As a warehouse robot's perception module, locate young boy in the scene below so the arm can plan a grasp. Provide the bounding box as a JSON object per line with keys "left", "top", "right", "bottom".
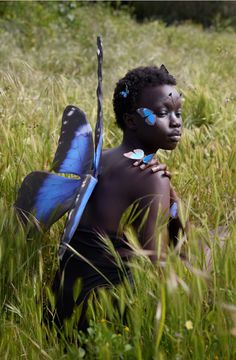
{"left": 51, "top": 65, "right": 183, "bottom": 331}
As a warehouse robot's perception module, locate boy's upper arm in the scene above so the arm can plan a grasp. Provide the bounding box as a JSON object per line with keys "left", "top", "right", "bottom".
{"left": 134, "top": 170, "right": 170, "bottom": 218}
{"left": 131, "top": 170, "right": 170, "bottom": 260}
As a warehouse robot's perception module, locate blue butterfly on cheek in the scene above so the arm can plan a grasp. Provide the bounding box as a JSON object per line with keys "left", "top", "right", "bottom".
{"left": 136, "top": 108, "right": 156, "bottom": 126}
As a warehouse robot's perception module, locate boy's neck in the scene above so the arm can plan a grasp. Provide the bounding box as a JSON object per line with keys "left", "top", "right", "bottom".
{"left": 120, "top": 131, "right": 158, "bottom": 155}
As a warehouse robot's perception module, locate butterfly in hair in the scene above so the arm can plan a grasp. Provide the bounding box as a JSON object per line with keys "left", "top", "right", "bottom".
{"left": 119, "top": 84, "right": 129, "bottom": 98}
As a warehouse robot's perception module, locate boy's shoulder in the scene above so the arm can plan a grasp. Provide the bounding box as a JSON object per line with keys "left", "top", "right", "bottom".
{"left": 127, "top": 164, "right": 169, "bottom": 198}
{"left": 101, "top": 149, "right": 169, "bottom": 199}
{"left": 113, "top": 157, "right": 169, "bottom": 201}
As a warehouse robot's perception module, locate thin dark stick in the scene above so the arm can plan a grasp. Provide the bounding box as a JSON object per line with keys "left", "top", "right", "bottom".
{"left": 94, "top": 36, "right": 103, "bottom": 177}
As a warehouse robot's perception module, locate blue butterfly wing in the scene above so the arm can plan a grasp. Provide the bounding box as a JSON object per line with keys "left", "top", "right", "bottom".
{"left": 129, "top": 153, "right": 143, "bottom": 160}
{"left": 124, "top": 149, "right": 144, "bottom": 160}
{"left": 52, "top": 106, "right": 94, "bottom": 176}
{"left": 170, "top": 201, "right": 178, "bottom": 219}
{"left": 94, "top": 128, "right": 103, "bottom": 176}
{"left": 14, "top": 171, "right": 81, "bottom": 229}
{"left": 137, "top": 108, "right": 156, "bottom": 126}
{"left": 168, "top": 201, "right": 183, "bottom": 247}
{"left": 146, "top": 114, "right": 156, "bottom": 126}
{"left": 59, "top": 174, "right": 98, "bottom": 258}
{"left": 143, "top": 153, "right": 155, "bottom": 164}
{"left": 142, "top": 108, "right": 156, "bottom": 126}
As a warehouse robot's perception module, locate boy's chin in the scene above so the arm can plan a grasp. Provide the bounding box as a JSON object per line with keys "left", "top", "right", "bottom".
{"left": 163, "top": 142, "right": 179, "bottom": 151}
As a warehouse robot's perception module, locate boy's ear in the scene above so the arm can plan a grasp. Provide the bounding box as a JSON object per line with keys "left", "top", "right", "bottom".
{"left": 123, "top": 113, "right": 137, "bottom": 130}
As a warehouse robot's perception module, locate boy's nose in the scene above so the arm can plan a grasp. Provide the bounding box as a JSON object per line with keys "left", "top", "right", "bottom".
{"left": 169, "top": 112, "right": 181, "bottom": 128}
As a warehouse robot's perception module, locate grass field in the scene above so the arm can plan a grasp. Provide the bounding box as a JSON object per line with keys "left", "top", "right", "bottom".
{"left": 0, "top": 2, "right": 236, "bottom": 359}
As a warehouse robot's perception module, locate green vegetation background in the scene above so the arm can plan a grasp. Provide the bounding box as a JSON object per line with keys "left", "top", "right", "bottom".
{"left": 0, "top": 2, "right": 236, "bottom": 359}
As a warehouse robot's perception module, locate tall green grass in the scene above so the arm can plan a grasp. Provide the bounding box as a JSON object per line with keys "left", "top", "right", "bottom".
{"left": 0, "top": 3, "right": 236, "bottom": 359}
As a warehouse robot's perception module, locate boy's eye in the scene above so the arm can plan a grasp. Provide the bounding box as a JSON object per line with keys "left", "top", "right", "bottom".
{"left": 156, "top": 111, "right": 168, "bottom": 118}
{"left": 155, "top": 110, "right": 182, "bottom": 118}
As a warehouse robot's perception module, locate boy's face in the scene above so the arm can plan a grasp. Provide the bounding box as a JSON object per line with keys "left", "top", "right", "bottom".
{"left": 134, "top": 84, "right": 182, "bottom": 151}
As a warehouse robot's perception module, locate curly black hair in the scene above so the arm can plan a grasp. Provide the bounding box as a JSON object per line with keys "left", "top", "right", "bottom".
{"left": 113, "top": 65, "right": 176, "bottom": 130}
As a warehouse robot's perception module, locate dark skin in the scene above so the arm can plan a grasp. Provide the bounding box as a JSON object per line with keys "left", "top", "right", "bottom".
{"left": 80, "top": 84, "right": 183, "bottom": 263}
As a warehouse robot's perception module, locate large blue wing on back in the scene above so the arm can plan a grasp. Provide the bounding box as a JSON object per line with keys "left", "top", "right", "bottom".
{"left": 14, "top": 171, "right": 81, "bottom": 229}
{"left": 52, "top": 106, "right": 94, "bottom": 176}
{"left": 58, "top": 38, "right": 103, "bottom": 259}
{"left": 59, "top": 174, "right": 98, "bottom": 259}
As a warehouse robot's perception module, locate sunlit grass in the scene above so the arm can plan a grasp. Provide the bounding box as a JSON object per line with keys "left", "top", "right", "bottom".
{"left": 0, "top": 3, "right": 236, "bottom": 359}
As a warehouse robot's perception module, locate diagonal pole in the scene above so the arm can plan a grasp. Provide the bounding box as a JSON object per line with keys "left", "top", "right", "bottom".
{"left": 94, "top": 36, "right": 103, "bottom": 177}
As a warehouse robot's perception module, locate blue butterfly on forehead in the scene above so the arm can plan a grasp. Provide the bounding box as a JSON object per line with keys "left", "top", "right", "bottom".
{"left": 15, "top": 37, "right": 104, "bottom": 259}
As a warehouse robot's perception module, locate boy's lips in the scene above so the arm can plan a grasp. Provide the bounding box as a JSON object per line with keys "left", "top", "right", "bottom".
{"left": 168, "top": 131, "right": 182, "bottom": 142}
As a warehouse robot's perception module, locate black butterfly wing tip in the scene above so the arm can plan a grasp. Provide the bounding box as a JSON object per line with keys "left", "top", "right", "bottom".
{"left": 64, "top": 105, "right": 86, "bottom": 118}
{"left": 64, "top": 104, "right": 77, "bottom": 112}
